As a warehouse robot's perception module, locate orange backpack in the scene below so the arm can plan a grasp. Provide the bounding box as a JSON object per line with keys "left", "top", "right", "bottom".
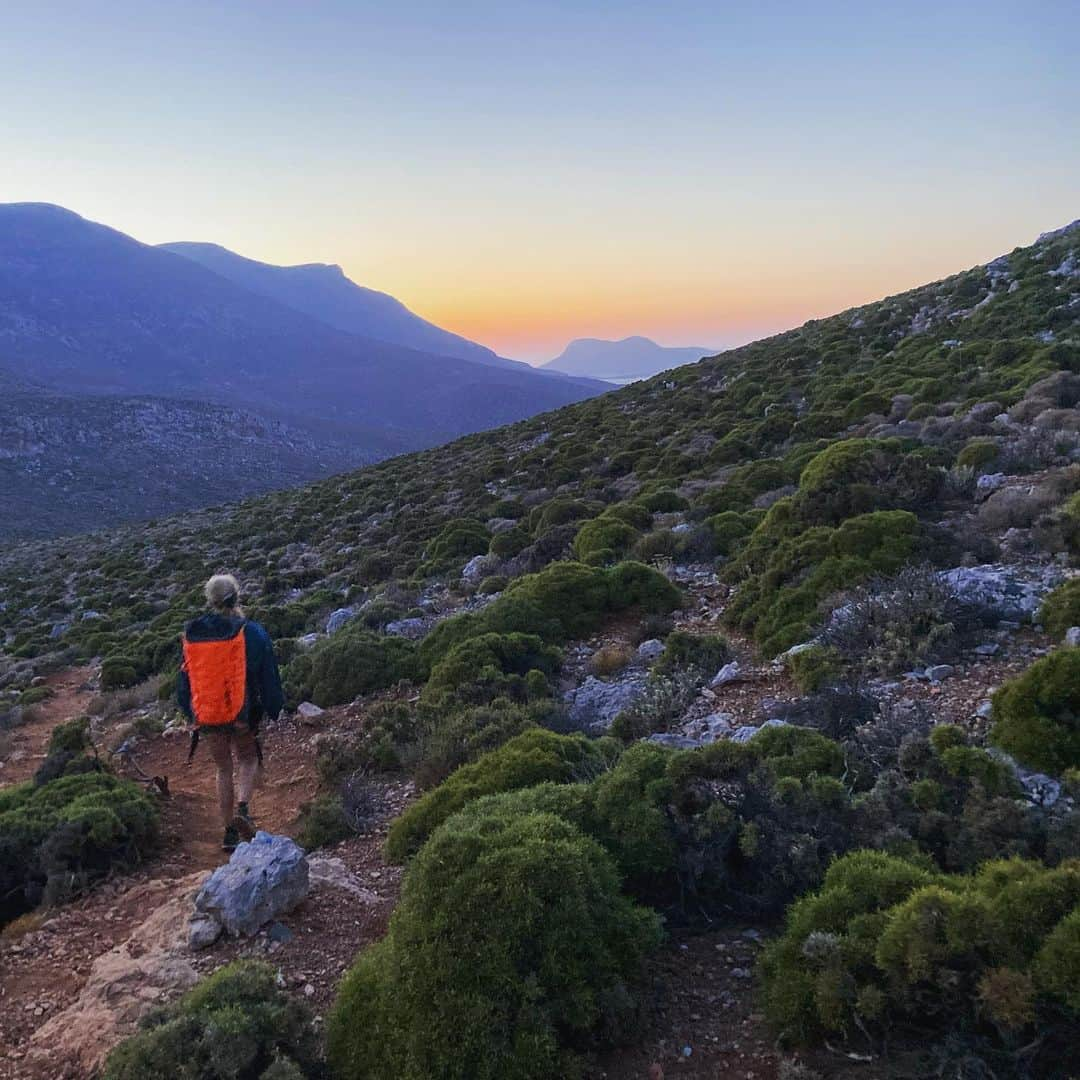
{"left": 181, "top": 623, "right": 248, "bottom": 727}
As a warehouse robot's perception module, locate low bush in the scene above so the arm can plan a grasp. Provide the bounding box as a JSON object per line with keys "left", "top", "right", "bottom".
{"left": 785, "top": 645, "right": 843, "bottom": 693}
{"left": 284, "top": 629, "right": 418, "bottom": 708}
{"left": 652, "top": 631, "right": 731, "bottom": 679}
{"left": 102, "top": 960, "right": 321, "bottom": 1079}
{"left": 1040, "top": 579, "right": 1080, "bottom": 641}
{"left": 328, "top": 804, "right": 661, "bottom": 1080}
{"left": 424, "top": 632, "right": 560, "bottom": 708}
{"left": 819, "top": 564, "right": 990, "bottom": 676}
{"left": 296, "top": 793, "right": 353, "bottom": 850}
{"left": 956, "top": 437, "right": 1000, "bottom": 472}
{"left": 760, "top": 852, "right": 1080, "bottom": 1071}
{"left": 101, "top": 655, "right": 140, "bottom": 691}
{"left": 0, "top": 769, "right": 159, "bottom": 924}
{"left": 384, "top": 729, "right": 614, "bottom": 861}
{"left": 991, "top": 648, "right": 1080, "bottom": 774}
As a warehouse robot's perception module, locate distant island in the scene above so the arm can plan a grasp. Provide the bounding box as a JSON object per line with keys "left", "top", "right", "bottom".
{"left": 540, "top": 335, "right": 713, "bottom": 382}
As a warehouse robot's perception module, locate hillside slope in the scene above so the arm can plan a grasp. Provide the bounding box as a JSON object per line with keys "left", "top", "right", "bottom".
{"left": 2, "top": 218, "right": 1080, "bottom": 1079}
{"left": 0, "top": 392, "right": 375, "bottom": 538}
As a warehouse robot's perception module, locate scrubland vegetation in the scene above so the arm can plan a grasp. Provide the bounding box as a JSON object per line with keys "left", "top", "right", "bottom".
{"left": 6, "top": 222, "right": 1080, "bottom": 1076}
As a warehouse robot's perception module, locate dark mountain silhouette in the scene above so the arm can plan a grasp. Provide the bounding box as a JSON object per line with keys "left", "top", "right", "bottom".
{"left": 0, "top": 203, "right": 605, "bottom": 441}
{"left": 158, "top": 240, "right": 525, "bottom": 371}
{"left": 0, "top": 202, "right": 608, "bottom": 534}
{"left": 541, "top": 335, "right": 712, "bottom": 381}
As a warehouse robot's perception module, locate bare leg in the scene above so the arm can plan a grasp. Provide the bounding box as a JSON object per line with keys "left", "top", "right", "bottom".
{"left": 233, "top": 727, "right": 259, "bottom": 810}
{"left": 206, "top": 731, "right": 235, "bottom": 827}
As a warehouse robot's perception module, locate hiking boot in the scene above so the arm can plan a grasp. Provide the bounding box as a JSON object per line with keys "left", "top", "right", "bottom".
{"left": 233, "top": 802, "right": 256, "bottom": 841}
{"left": 222, "top": 824, "right": 240, "bottom": 851}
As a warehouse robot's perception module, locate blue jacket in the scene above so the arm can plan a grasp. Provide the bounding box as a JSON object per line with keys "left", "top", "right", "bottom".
{"left": 177, "top": 613, "right": 284, "bottom": 727}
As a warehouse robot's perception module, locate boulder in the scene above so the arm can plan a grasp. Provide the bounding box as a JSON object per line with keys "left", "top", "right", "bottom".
{"left": 462, "top": 553, "right": 496, "bottom": 585}
{"left": 1066, "top": 626, "right": 1080, "bottom": 648}
{"left": 729, "top": 718, "right": 788, "bottom": 744}
{"left": 385, "top": 616, "right": 429, "bottom": 639}
{"left": 940, "top": 563, "right": 1064, "bottom": 622}
{"left": 296, "top": 701, "right": 325, "bottom": 720}
{"left": 636, "top": 638, "right": 666, "bottom": 662}
{"left": 976, "top": 472, "right": 1007, "bottom": 494}
{"left": 925, "top": 664, "right": 954, "bottom": 683}
{"left": 647, "top": 733, "right": 704, "bottom": 750}
{"left": 564, "top": 673, "right": 649, "bottom": 734}
{"left": 325, "top": 606, "right": 356, "bottom": 634}
{"left": 192, "top": 832, "right": 309, "bottom": 942}
{"left": 710, "top": 661, "right": 742, "bottom": 688}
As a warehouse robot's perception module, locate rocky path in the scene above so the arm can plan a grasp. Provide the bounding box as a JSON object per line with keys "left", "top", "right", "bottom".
{"left": 0, "top": 691, "right": 407, "bottom": 1079}
{"left": 0, "top": 665, "right": 95, "bottom": 788}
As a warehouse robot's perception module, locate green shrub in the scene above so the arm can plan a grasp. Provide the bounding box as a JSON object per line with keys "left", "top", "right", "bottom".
{"left": 705, "top": 510, "right": 753, "bottom": 556}
{"left": 384, "top": 729, "right": 612, "bottom": 862}
{"left": 477, "top": 574, "right": 507, "bottom": 595}
{"left": 652, "top": 631, "right": 731, "bottom": 678}
{"left": 1040, "top": 580, "right": 1080, "bottom": 641}
{"left": 785, "top": 645, "right": 843, "bottom": 692}
{"left": 101, "top": 655, "right": 140, "bottom": 691}
{"left": 0, "top": 770, "right": 159, "bottom": 924}
{"left": 328, "top": 805, "right": 661, "bottom": 1080}
{"left": 284, "top": 629, "right": 417, "bottom": 708}
{"left": 102, "top": 960, "right": 320, "bottom": 1079}
{"left": 18, "top": 686, "right": 53, "bottom": 706}
{"left": 296, "top": 794, "right": 353, "bottom": 850}
{"left": 955, "top": 438, "right": 1000, "bottom": 472}
{"left": 488, "top": 528, "right": 529, "bottom": 559}
{"left": 761, "top": 852, "right": 1080, "bottom": 1067}
{"left": 991, "top": 648, "right": 1080, "bottom": 774}
{"left": 427, "top": 520, "right": 490, "bottom": 564}
{"left": 637, "top": 489, "right": 688, "bottom": 513}
{"left": 573, "top": 517, "right": 641, "bottom": 563}
{"left": 424, "top": 632, "right": 560, "bottom": 707}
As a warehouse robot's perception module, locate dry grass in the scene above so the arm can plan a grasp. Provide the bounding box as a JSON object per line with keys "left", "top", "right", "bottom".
{"left": 589, "top": 644, "right": 634, "bottom": 678}
{"left": 88, "top": 674, "right": 164, "bottom": 720}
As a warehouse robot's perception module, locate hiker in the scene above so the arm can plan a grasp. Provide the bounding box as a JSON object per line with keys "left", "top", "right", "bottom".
{"left": 178, "top": 574, "right": 283, "bottom": 851}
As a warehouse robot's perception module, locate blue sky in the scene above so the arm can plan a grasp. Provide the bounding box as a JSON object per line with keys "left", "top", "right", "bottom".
{"left": 2, "top": 1, "right": 1077, "bottom": 359}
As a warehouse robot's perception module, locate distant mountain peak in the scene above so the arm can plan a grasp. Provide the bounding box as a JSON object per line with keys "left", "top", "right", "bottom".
{"left": 543, "top": 335, "right": 713, "bottom": 381}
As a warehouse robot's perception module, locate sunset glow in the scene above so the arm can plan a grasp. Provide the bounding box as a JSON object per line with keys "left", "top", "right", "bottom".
{"left": 2, "top": 1, "right": 1076, "bottom": 360}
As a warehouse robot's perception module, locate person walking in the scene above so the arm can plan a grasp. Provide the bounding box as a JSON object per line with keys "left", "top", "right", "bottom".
{"left": 178, "top": 574, "right": 283, "bottom": 850}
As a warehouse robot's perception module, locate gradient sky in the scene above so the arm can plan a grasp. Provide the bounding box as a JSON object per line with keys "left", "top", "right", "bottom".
{"left": 3, "top": 1, "right": 1077, "bottom": 361}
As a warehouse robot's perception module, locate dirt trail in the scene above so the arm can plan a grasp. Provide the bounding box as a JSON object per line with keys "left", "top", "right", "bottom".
{"left": 0, "top": 684, "right": 406, "bottom": 1078}
{"left": 0, "top": 666, "right": 96, "bottom": 788}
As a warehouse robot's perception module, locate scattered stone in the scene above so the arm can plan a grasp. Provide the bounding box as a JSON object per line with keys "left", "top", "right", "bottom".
{"left": 461, "top": 553, "right": 496, "bottom": 585}
{"left": 710, "top": 661, "right": 742, "bottom": 687}
{"left": 925, "top": 664, "right": 954, "bottom": 683}
{"left": 729, "top": 718, "right": 788, "bottom": 743}
{"left": 193, "top": 832, "right": 309, "bottom": 941}
{"left": 308, "top": 854, "right": 381, "bottom": 902}
{"left": 325, "top": 607, "right": 356, "bottom": 634}
{"left": 187, "top": 914, "right": 222, "bottom": 950}
{"left": 974, "top": 700, "right": 994, "bottom": 720}
{"left": 975, "top": 472, "right": 1007, "bottom": 494}
{"left": 385, "top": 617, "right": 428, "bottom": 639}
{"left": 637, "top": 638, "right": 666, "bottom": 662}
{"left": 296, "top": 701, "right": 325, "bottom": 720}
{"left": 1066, "top": 626, "right": 1080, "bottom": 648}
{"left": 563, "top": 673, "right": 649, "bottom": 734}
{"left": 974, "top": 643, "right": 1000, "bottom": 656}
{"left": 266, "top": 921, "right": 293, "bottom": 944}
{"left": 296, "top": 633, "right": 320, "bottom": 650}
{"left": 647, "top": 733, "right": 704, "bottom": 750}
